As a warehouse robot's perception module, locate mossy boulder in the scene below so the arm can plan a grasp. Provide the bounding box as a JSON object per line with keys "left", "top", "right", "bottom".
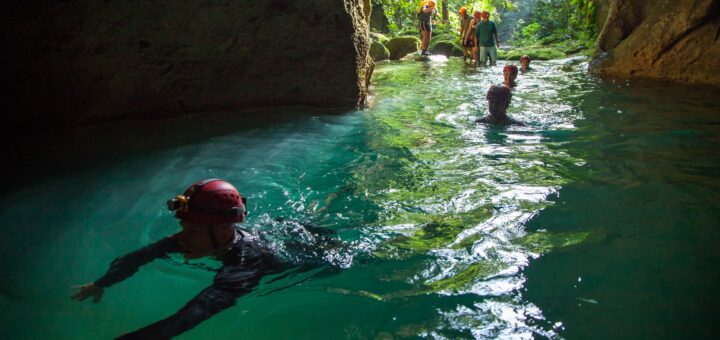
{"left": 500, "top": 47, "right": 567, "bottom": 61}
{"left": 430, "top": 33, "right": 460, "bottom": 46}
{"left": 370, "top": 41, "right": 390, "bottom": 61}
{"left": 370, "top": 32, "right": 390, "bottom": 45}
{"left": 386, "top": 36, "right": 420, "bottom": 60}
{"left": 429, "top": 41, "right": 463, "bottom": 57}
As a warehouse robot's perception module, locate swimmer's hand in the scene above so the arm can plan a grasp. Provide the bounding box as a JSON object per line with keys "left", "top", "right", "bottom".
{"left": 71, "top": 282, "right": 104, "bottom": 303}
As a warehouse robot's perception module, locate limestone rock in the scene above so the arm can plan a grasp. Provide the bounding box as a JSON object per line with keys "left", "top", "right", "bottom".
{"left": 386, "top": 36, "right": 421, "bottom": 60}
{"left": 1, "top": 0, "right": 374, "bottom": 130}
{"left": 590, "top": 0, "right": 720, "bottom": 86}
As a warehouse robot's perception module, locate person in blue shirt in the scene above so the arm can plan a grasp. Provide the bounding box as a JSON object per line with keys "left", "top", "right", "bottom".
{"left": 474, "top": 10, "right": 501, "bottom": 66}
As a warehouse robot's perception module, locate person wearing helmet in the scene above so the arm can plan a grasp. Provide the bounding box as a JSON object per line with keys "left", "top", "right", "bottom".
{"left": 417, "top": 0, "right": 437, "bottom": 56}
{"left": 503, "top": 64, "right": 519, "bottom": 87}
{"left": 71, "top": 179, "right": 286, "bottom": 339}
{"left": 476, "top": 85, "right": 524, "bottom": 126}
{"left": 458, "top": 7, "right": 472, "bottom": 61}
{"left": 474, "top": 10, "right": 500, "bottom": 66}
{"left": 520, "top": 55, "right": 532, "bottom": 73}
{"left": 463, "top": 11, "right": 482, "bottom": 63}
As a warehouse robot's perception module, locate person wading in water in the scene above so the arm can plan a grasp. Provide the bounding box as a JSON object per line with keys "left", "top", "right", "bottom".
{"left": 503, "top": 64, "right": 519, "bottom": 87}
{"left": 458, "top": 7, "right": 472, "bottom": 62}
{"left": 476, "top": 85, "right": 525, "bottom": 126}
{"left": 474, "top": 10, "right": 500, "bottom": 66}
{"left": 520, "top": 55, "right": 532, "bottom": 73}
{"left": 463, "top": 11, "right": 482, "bottom": 63}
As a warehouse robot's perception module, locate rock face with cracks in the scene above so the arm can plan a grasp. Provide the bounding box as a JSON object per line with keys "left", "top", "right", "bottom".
{"left": 591, "top": 0, "right": 720, "bottom": 86}
{"left": 1, "top": 0, "right": 374, "bottom": 130}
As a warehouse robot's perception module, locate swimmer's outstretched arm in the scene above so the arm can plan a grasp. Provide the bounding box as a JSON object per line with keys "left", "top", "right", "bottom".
{"left": 95, "top": 236, "right": 181, "bottom": 288}
{"left": 116, "top": 266, "right": 261, "bottom": 339}
{"left": 72, "top": 236, "right": 181, "bottom": 303}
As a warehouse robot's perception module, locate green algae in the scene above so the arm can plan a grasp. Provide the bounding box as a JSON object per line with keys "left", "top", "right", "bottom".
{"left": 387, "top": 208, "right": 493, "bottom": 252}
{"left": 514, "top": 230, "right": 591, "bottom": 255}
{"left": 427, "top": 262, "right": 506, "bottom": 293}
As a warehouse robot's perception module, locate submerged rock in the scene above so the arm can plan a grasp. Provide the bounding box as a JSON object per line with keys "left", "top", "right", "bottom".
{"left": 386, "top": 36, "right": 421, "bottom": 60}
{"left": 590, "top": 0, "right": 720, "bottom": 86}
{"left": 2, "top": 0, "right": 374, "bottom": 130}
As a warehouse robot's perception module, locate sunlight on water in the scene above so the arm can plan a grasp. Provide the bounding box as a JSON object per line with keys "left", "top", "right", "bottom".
{"left": 1, "top": 57, "right": 719, "bottom": 339}
{"left": 356, "top": 58, "right": 597, "bottom": 338}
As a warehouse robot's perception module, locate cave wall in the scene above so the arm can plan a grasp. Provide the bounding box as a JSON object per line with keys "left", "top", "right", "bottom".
{"left": 1, "top": 0, "right": 373, "bottom": 129}
{"left": 590, "top": 0, "right": 720, "bottom": 86}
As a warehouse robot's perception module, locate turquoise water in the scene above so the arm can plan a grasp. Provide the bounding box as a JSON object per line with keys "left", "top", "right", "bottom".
{"left": 1, "top": 57, "right": 719, "bottom": 339}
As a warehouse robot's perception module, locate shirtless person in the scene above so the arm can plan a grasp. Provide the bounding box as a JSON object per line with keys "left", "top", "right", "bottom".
{"left": 476, "top": 85, "right": 524, "bottom": 126}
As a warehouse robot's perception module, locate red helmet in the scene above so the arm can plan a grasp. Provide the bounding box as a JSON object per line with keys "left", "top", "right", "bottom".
{"left": 167, "top": 179, "right": 247, "bottom": 224}
{"left": 487, "top": 84, "right": 512, "bottom": 102}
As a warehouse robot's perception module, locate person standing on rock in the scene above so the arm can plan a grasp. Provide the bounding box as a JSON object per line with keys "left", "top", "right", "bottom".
{"left": 463, "top": 11, "right": 482, "bottom": 63}
{"left": 417, "top": 0, "right": 437, "bottom": 56}
{"left": 474, "top": 10, "right": 500, "bottom": 66}
{"left": 458, "top": 7, "right": 472, "bottom": 62}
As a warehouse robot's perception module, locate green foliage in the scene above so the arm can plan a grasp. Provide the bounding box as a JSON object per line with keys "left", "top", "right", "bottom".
{"left": 517, "top": 22, "right": 541, "bottom": 43}
{"left": 376, "top": 0, "right": 515, "bottom": 35}
{"left": 510, "top": 0, "right": 598, "bottom": 57}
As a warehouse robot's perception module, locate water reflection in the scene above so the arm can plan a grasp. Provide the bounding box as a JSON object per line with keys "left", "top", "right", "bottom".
{"left": 361, "top": 56, "right": 593, "bottom": 338}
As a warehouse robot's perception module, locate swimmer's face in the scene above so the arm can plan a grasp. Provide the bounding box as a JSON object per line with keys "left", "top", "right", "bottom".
{"left": 481, "top": 12, "right": 490, "bottom": 22}
{"left": 521, "top": 59, "right": 530, "bottom": 69}
{"left": 488, "top": 97, "right": 509, "bottom": 116}
{"left": 504, "top": 69, "right": 517, "bottom": 83}
{"left": 176, "top": 220, "right": 236, "bottom": 259}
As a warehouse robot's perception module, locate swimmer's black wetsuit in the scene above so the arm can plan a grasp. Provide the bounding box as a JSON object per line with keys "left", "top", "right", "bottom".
{"left": 476, "top": 115, "right": 525, "bottom": 126}
{"left": 94, "top": 227, "right": 285, "bottom": 340}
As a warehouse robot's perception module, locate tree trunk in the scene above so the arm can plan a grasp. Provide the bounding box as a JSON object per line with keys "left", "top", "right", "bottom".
{"left": 442, "top": 0, "right": 449, "bottom": 23}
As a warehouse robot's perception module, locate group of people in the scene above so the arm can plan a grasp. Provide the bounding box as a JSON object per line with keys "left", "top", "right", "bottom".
{"left": 456, "top": 7, "right": 532, "bottom": 126}
{"left": 475, "top": 56, "right": 532, "bottom": 127}
{"left": 458, "top": 7, "right": 500, "bottom": 66}
{"left": 71, "top": 6, "right": 536, "bottom": 339}
{"left": 417, "top": 4, "right": 532, "bottom": 127}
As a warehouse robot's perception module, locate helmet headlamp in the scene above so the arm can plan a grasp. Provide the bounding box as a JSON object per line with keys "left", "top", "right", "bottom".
{"left": 167, "top": 195, "right": 189, "bottom": 213}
